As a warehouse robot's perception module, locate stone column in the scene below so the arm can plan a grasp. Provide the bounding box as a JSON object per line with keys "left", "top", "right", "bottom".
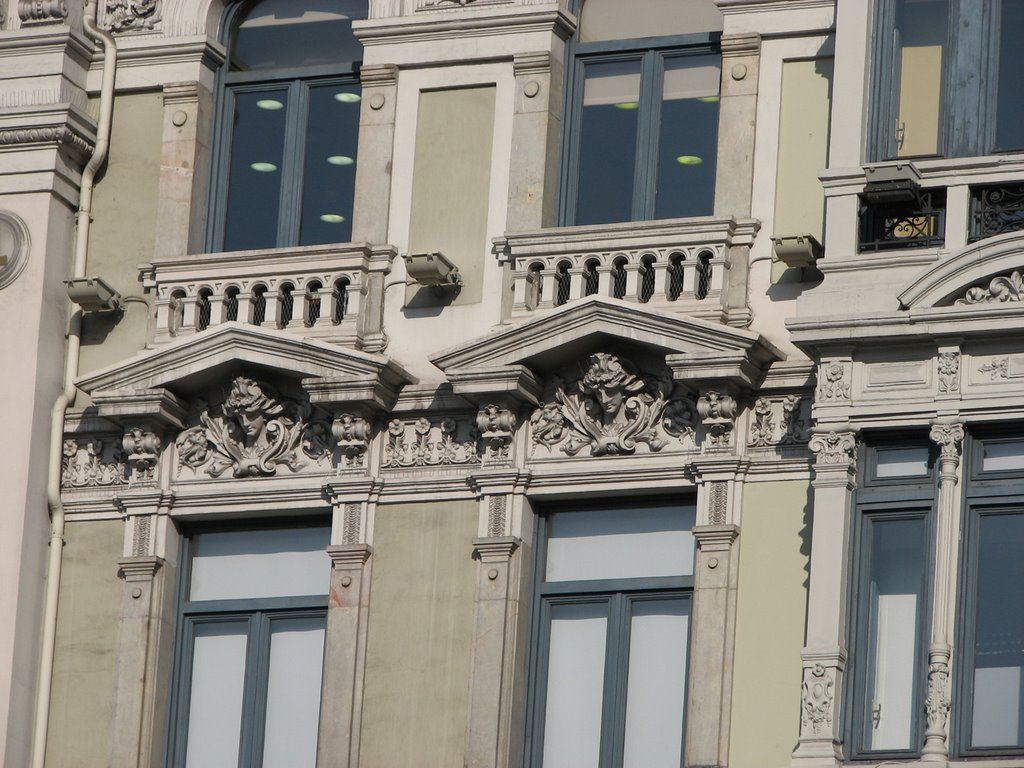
{"left": 921, "top": 421, "right": 964, "bottom": 764}
{"left": 464, "top": 467, "right": 532, "bottom": 768}
{"left": 792, "top": 429, "right": 857, "bottom": 768}
{"left": 107, "top": 489, "right": 177, "bottom": 768}
{"left": 317, "top": 479, "right": 383, "bottom": 768}
{"left": 714, "top": 32, "right": 760, "bottom": 217}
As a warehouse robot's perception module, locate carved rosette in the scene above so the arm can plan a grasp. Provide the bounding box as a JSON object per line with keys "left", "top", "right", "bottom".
{"left": 937, "top": 352, "right": 960, "bottom": 393}
{"left": 957, "top": 270, "right": 1024, "bottom": 305}
{"left": 530, "top": 353, "right": 696, "bottom": 457}
{"left": 61, "top": 438, "right": 128, "bottom": 489}
{"left": 476, "top": 405, "right": 516, "bottom": 464}
{"left": 800, "top": 664, "right": 835, "bottom": 736}
{"left": 174, "top": 377, "right": 332, "bottom": 478}
{"left": 816, "top": 362, "right": 851, "bottom": 401}
{"left": 332, "top": 413, "right": 372, "bottom": 470}
{"left": 122, "top": 427, "right": 161, "bottom": 486}
{"left": 808, "top": 430, "right": 856, "bottom": 466}
{"left": 697, "top": 390, "right": 738, "bottom": 450}
{"left": 105, "top": 0, "right": 160, "bottom": 31}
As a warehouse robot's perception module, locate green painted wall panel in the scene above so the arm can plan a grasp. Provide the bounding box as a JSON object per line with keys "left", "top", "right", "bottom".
{"left": 360, "top": 501, "right": 478, "bottom": 767}
{"left": 729, "top": 481, "right": 811, "bottom": 766}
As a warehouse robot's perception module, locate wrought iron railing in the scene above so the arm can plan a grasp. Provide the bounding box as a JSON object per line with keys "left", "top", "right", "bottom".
{"left": 969, "top": 184, "right": 1024, "bottom": 243}
{"left": 859, "top": 189, "right": 946, "bottom": 252}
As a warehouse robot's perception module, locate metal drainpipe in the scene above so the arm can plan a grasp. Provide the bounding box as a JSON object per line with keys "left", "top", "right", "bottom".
{"left": 31, "top": 2, "right": 117, "bottom": 765}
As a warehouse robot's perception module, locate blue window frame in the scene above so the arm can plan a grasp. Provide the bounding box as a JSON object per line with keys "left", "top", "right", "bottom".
{"left": 558, "top": 0, "right": 722, "bottom": 226}
{"left": 525, "top": 501, "right": 696, "bottom": 767}
{"left": 209, "top": 0, "right": 367, "bottom": 252}
{"left": 167, "top": 524, "right": 331, "bottom": 768}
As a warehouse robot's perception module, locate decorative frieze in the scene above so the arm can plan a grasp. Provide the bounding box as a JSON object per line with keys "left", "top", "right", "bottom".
{"left": 174, "top": 377, "right": 333, "bottom": 478}
{"left": 957, "top": 270, "right": 1024, "bottom": 305}
{"left": 816, "top": 361, "right": 851, "bottom": 401}
{"left": 476, "top": 405, "right": 516, "bottom": 465}
{"left": 978, "top": 356, "right": 1009, "bottom": 380}
{"left": 708, "top": 482, "right": 728, "bottom": 525}
{"left": 808, "top": 430, "right": 856, "bottom": 466}
{"left": 486, "top": 496, "right": 507, "bottom": 537}
{"left": 800, "top": 664, "right": 835, "bottom": 736}
{"left": 332, "top": 413, "right": 372, "bottom": 471}
{"left": 342, "top": 503, "right": 361, "bottom": 545}
{"left": 18, "top": 0, "right": 67, "bottom": 24}
{"left": 0, "top": 126, "right": 93, "bottom": 158}
{"left": 62, "top": 439, "right": 127, "bottom": 489}
{"left": 105, "top": 0, "right": 160, "bottom": 31}
{"left": 530, "top": 353, "right": 697, "bottom": 458}
{"left": 382, "top": 417, "right": 480, "bottom": 468}
{"left": 937, "top": 351, "right": 960, "bottom": 393}
{"left": 747, "top": 395, "right": 807, "bottom": 448}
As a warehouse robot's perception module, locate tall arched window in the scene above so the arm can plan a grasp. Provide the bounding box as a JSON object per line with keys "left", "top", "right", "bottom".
{"left": 211, "top": 0, "right": 368, "bottom": 252}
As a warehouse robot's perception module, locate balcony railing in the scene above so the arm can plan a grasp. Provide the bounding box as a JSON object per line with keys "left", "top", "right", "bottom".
{"left": 493, "top": 217, "right": 759, "bottom": 323}
{"left": 140, "top": 243, "right": 396, "bottom": 348}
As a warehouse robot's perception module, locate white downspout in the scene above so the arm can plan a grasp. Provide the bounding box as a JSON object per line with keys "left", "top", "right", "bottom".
{"left": 31, "top": 2, "right": 117, "bottom": 765}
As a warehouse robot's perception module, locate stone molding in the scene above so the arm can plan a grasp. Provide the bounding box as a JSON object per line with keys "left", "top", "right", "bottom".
{"left": 18, "top": 0, "right": 67, "bottom": 25}
{"left": 326, "top": 543, "right": 373, "bottom": 569}
{"left": 117, "top": 555, "right": 164, "bottom": 582}
{"left": 472, "top": 536, "right": 520, "bottom": 562}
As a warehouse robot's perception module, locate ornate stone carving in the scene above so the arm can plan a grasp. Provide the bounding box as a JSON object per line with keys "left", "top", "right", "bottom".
{"left": 342, "top": 503, "right": 361, "bottom": 545}
{"left": 421, "top": 0, "right": 477, "bottom": 6}
{"left": 697, "top": 390, "right": 738, "bottom": 449}
{"left": 937, "top": 351, "right": 960, "bottom": 393}
{"left": 925, "top": 660, "right": 950, "bottom": 732}
{"left": 780, "top": 395, "right": 806, "bottom": 445}
{"left": 383, "top": 417, "right": 479, "bottom": 468}
{"left": 748, "top": 398, "right": 774, "bottom": 447}
{"left": 957, "top": 270, "right": 1024, "bottom": 305}
{"left": 174, "top": 377, "right": 331, "bottom": 478}
{"left": 476, "top": 405, "right": 516, "bottom": 464}
{"left": 332, "top": 413, "right": 372, "bottom": 470}
{"left": 662, "top": 398, "right": 697, "bottom": 444}
{"left": 808, "top": 430, "right": 856, "bottom": 466}
{"left": 979, "top": 356, "right": 1009, "bottom": 380}
{"left": 61, "top": 439, "right": 127, "bottom": 488}
{"left": 816, "top": 362, "right": 851, "bottom": 401}
{"left": 929, "top": 422, "right": 964, "bottom": 461}
{"left": 105, "top": 0, "right": 159, "bottom": 31}
{"left": 131, "top": 515, "right": 151, "bottom": 557}
{"left": 18, "top": 0, "right": 67, "bottom": 24}
{"left": 800, "top": 664, "right": 835, "bottom": 736}
{"left": 122, "top": 427, "right": 160, "bottom": 485}
{"left": 0, "top": 126, "right": 93, "bottom": 157}
{"left": 708, "top": 482, "right": 728, "bottom": 525}
{"left": 487, "top": 496, "right": 507, "bottom": 537}
{"left": 530, "top": 353, "right": 691, "bottom": 457}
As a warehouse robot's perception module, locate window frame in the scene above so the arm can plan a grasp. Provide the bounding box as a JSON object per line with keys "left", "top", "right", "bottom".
{"left": 523, "top": 499, "right": 696, "bottom": 768}
{"left": 205, "top": 0, "right": 365, "bottom": 253}
{"left": 845, "top": 439, "right": 936, "bottom": 761}
{"left": 166, "top": 521, "right": 331, "bottom": 768}
{"left": 556, "top": 20, "right": 722, "bottom": 226}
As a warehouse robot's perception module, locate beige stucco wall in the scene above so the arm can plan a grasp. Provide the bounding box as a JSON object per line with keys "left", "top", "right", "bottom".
{"left": 728, "top": 480, "right": 811, "bottom": 767}
{"left": 79, "top": 91, "right": 163, "bottom": 376}
{"left": 406, "top": 86, "right": 496, "bottom": 308}
{"left": 44, "top": 519, "right": 123, "bottom": 767}
{"left": 360, "top": 500, "right": 478, "bottom": 767}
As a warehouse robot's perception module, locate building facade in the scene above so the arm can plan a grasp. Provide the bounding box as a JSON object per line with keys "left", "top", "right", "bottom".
{"left": 2, "top": 0, "right": 1024, "bottom": 766}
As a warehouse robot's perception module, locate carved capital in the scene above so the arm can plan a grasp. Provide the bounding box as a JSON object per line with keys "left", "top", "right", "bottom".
{"left": 117, "top": 556, "right": 164, "bottom": 583}
{"left": 808, "top": 430, "right": 857, "bottom": 467}
{"left": 697, "top": 390, "right": 738, "bottom": 450}
{"left": 326, "top": 543, "right": 372, "bottom": 570}
{"left": 122, "top": 426, "right": 161, "bottom": 486}
{"left": 476, "top": 404, "right": 516, "bottom": 465}
{"left": 472, "top": 536, "right": 520, "bottom": 563}
{"left": 929, "top": 422, "right": 964, "bottom": 462}
{"left": 332, "top": 413, "right": 372, "bottom": 471}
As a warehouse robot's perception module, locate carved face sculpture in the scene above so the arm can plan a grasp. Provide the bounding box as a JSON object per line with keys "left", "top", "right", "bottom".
{"left": 222, "top": 377, "right": 286, "bottom": 444}
{"left": 580, "top": 353, "right": 645, "bottom": 422}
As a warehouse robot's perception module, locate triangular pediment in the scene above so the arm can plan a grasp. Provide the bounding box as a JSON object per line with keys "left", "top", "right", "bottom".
{"left": 76, "top": 323, "right": 416, "bottom": 423}
{"left": 432, "top": 297, "right": 782, "bottom": 402}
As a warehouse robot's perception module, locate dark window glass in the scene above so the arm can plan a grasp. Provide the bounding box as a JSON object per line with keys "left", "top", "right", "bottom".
{"left": 230, "top": 0, "right": 366, "bottom": 71}
{"left": 995, "top": 0, "right": 1024, "bottom": 151}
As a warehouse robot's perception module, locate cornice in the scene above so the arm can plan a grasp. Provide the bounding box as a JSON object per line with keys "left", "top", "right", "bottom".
{"left": 354, "top": 6, "right": 575, "bottom": 46}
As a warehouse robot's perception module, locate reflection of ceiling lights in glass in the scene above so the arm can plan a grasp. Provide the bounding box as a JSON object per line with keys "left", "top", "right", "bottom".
{"left": 676, "top": 155, "right": 703, "bottom": 165}
{"left": 327, "top": 155, "right": 354, "bottom": 166}
{"left": 256, "top": 99, "right": 285, "bottom": 110}
{"left": 697, "top": 95, "right": 720, "bottom": 103}
{"left": 614, "top": 102, "right": 640, "bottom": 110}
{"left": 320, "top": 213, "right": 346, "bottom": 223}
{"left": 250, "top": 162, "right": 278, "bottom": 172}
{"left": 334, "top": 92, "right": 361, "bottom": 103}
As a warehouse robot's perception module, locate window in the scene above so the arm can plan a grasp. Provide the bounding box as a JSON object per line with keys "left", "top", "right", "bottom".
{"left": 871, "top": 0, "right": 1024, "bottom": 160}
{"left": 210, "top": 0, "right": 367, "bottom": 252}
{"left": 847, "top": 442, "right": 934, "bottom": 759}
{"left": 526, "top": 501, "right": 696, "bottom": 767}
{"left": 559, "top": 0, "right": 722, "bottom": 226}
{"left": 168, "top": 524, "right": 331, "bottom": 768}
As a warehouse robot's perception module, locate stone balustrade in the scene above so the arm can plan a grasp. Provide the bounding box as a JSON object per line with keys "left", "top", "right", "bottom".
{"left": 140, "top": 243, "right": 396, "bottom": 348}
{"left": 493, "top": 217, "right": 760, "bottom": 323}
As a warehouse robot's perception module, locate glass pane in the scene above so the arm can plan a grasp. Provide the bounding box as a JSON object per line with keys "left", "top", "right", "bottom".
{"left": 982, "top": 440, "right": 1024, "bottom": 472}
{"left": 223, "top": 88, "right": 289, "bottom": 251}
{"left": 863, "top": 517, "right": 926, "bottom": 751}
{"left": 578, "top": 0, "right": 722, "bottom": 42}
{"left": 622, "top": 599, "right": 689, "bottom": 767}
{"left": 996, "top": 1, "right": 1024, "bottom": 150}
{"left": 971, "top": 513, "right": 1024, "bottom": 748}
{"left": 189, "top": 527, "right": 330, "bottom": 601}
{"left": 875, "top": 447, "right": 930, "bottom": 478}
{"left": 576, "top": 60, "right": 641, "bottom": 225}
{"left": 262, "top": 617, "right": 326, "bottom": 768}
{"left": 546, "top": 505, "right": 696, "bottom": 582}
{"left": 231, "top": 0, "right": 366, "bottom": 71}
{"left": 655, "top": 55, "right": 719, "bottom": 219}
{"left": 299, "top": 83, "right": 360, "bottom": 245}
{"left": 184, "top": 622, "right": 248, "bottom": 768}
{"left": 893, "top": 0, "right": 947, "bottom": 157}
{"left": 542, "top": 602, "right": 607, "bottom": 768}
